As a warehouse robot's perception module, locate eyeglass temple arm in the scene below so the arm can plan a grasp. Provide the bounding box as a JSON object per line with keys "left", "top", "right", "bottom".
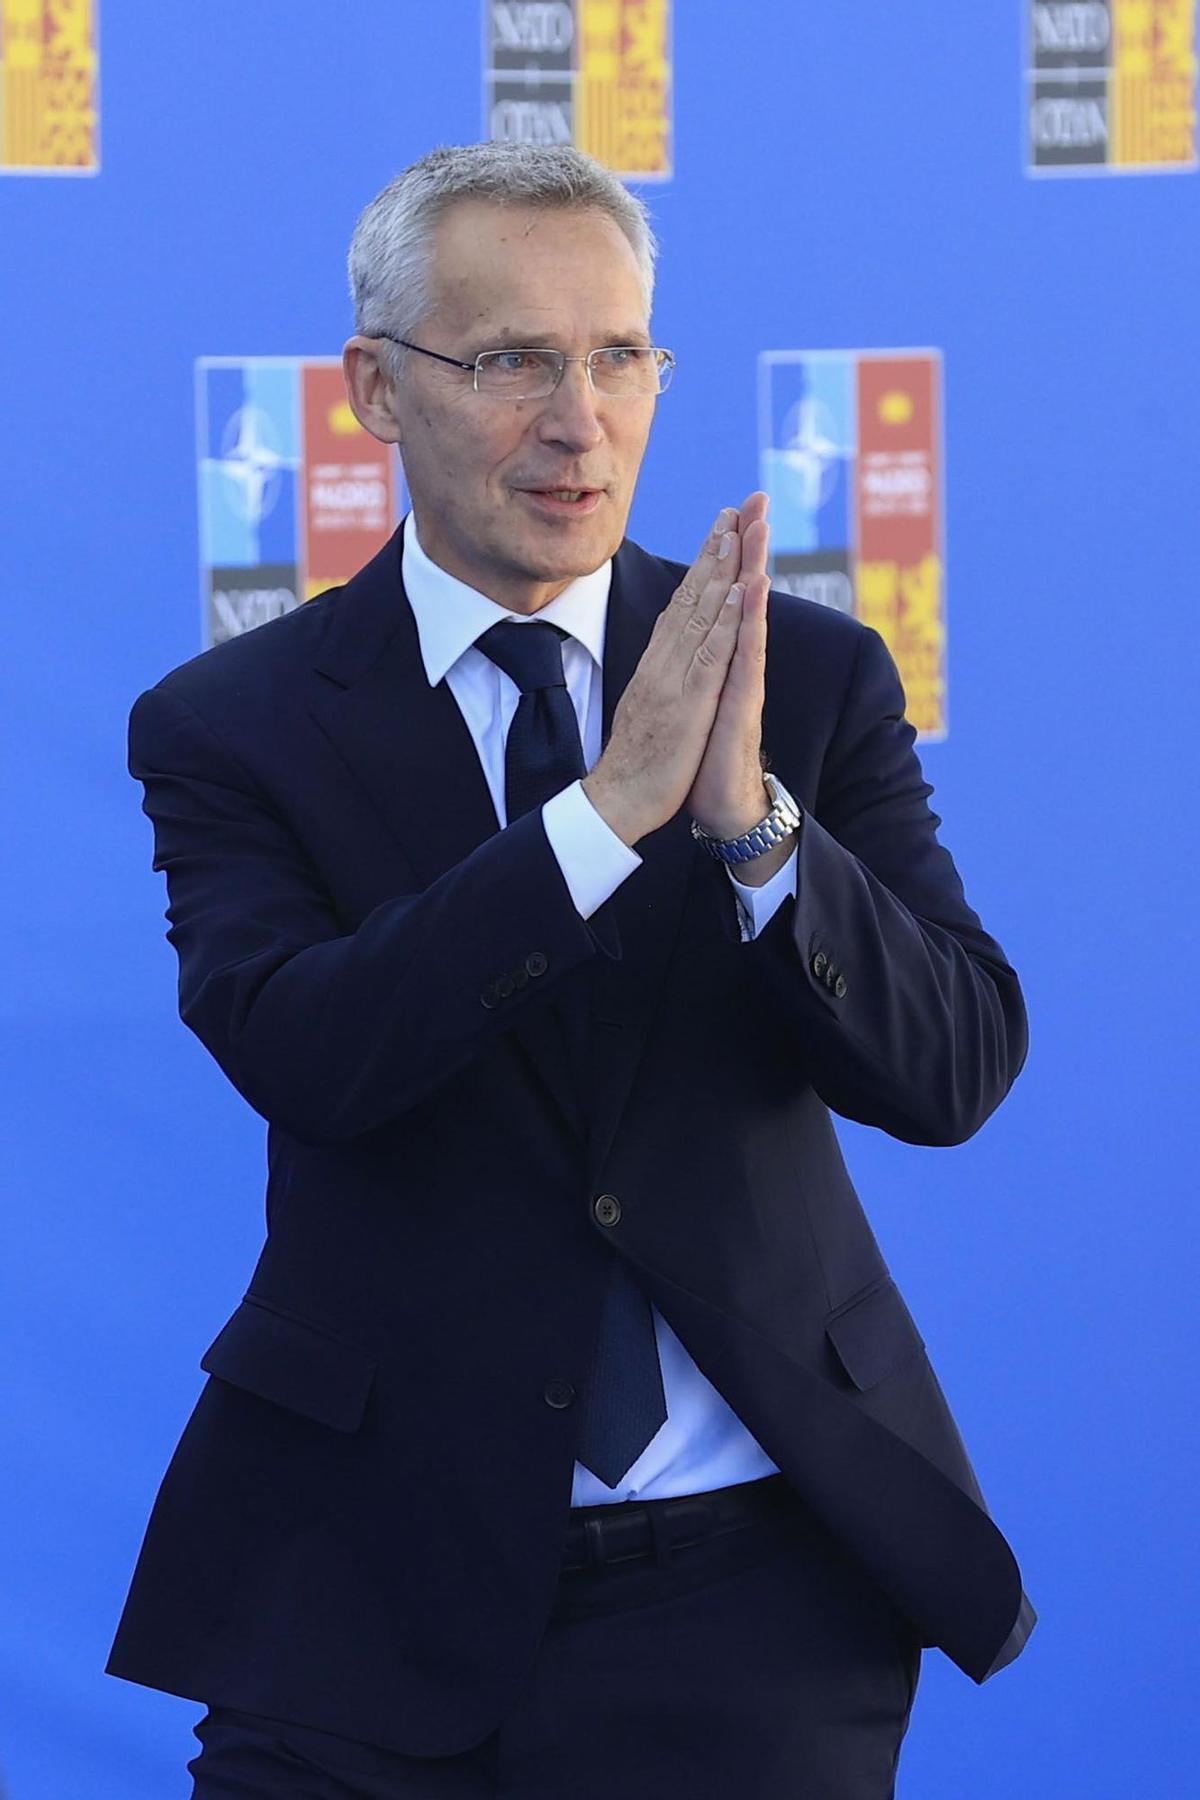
{"left": 376, "top": 334, "right": 477, "bottom": 374}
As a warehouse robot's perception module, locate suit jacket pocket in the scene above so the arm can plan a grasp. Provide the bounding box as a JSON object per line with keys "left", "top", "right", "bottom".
{"left": 825, "top": 1276, "right": 926, "bottom": 1392}
{"left": 200, "top": 1295, "right": 377, "bottom": 1432}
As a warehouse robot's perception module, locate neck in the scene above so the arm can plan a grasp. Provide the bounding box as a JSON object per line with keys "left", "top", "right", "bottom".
{"left": 407, "top": 511, "right": 584, "bottom": 615}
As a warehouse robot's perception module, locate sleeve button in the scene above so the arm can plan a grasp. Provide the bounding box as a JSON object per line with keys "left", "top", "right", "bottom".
{"left": 811, "top": 951, "right": 828, "bottom": 979}
{"left": 544, "top": 1379, "right": 576, "bottom": 1409}
{"left": 480, "top": 985, "right": 498, "bottom": 1009}
{"left": 526, "top": 952, "right": 548, "bottom": 977}
{"left": 496, "top": 973, "right": 515, "bottom": 998}
{"left": 834, "top": 975, "right": 847, "bottom": 999}
{"left": 593, "top": 1193, "right": 622, "bottom": 1226}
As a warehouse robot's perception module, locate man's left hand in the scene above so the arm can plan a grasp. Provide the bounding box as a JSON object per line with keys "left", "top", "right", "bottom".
{"left": 685, "top": 491, "right": 794, "bottom": 885}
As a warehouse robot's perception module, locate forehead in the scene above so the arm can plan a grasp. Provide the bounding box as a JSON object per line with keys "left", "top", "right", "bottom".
{"left": 426, "top": 200, "right": 649, "bottom": 340}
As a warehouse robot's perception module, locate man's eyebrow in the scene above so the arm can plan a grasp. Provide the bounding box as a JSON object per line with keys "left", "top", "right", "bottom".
{"left": 468, "top": 326, "right": 653, "bottom": 352}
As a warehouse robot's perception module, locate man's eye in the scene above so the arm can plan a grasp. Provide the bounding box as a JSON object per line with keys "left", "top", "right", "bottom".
{"left": 489, "top": 351, "right": 541, "bottom": 374}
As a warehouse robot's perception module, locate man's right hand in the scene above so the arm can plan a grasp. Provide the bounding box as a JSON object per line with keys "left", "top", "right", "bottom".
{"left": 581, "top": 506, "right": 749, "bottom": 847}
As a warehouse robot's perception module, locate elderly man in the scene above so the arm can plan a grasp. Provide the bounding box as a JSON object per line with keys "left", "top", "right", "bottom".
{"left": 108, "top": 142, "right": 1034, "bottom": 1798}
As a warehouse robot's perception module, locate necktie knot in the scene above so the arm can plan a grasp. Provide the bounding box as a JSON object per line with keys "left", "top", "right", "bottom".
{"left": 476, "top": 619, "right": 571, "bottom": 694}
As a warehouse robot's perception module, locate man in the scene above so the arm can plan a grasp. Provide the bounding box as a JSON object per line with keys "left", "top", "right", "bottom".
{"left": 108, "top": 142, "right": 1035, "bottom": 1798}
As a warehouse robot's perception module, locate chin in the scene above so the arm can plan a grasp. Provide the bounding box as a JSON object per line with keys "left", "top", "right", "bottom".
{"left": 520, "top": 525, "right": 619, "bottom": 578}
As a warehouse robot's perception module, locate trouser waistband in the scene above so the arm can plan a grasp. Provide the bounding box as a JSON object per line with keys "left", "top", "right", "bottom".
{"left": 561, "top": 1473, "right": 795, "bottom": 1572}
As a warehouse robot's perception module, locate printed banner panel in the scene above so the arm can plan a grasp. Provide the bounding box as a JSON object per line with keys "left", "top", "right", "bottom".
{"left": 0, "top": 0, "right": 98, "bottom": 173}
{"left": 1027, "top": 0, "right": 1197, "bottom": 173}
{"left": 196, "top": 358, "right": 403, "bottom": 648}
{"left": 759, "top": 349, "right": 946, "bottom": 741}
{"left": 485, "top": 0, "right": 672, "bottom": 179}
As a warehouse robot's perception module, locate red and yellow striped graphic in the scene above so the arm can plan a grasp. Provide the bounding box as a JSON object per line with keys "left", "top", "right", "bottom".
{"left": 1110, "top": 0, "right": 1196, "bottom": 167}
{"left": 1, "top": 0, "right": 97, "bottom": 171}
{"left": 576, "top": 0, "right": 671, "bottom": 179}
{"left": 854, "top": 357, "right": 945, "bottom": 739}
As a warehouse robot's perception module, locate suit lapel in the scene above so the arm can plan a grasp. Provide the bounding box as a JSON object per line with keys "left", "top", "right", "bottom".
{"left": 305, "top": 528, "right": 699, "bottom": 1156}
{"left": 308, "top": 532, "right": 501, "bottom": 882}
{"left": 306, "top": 531, "right": 584, "bottom": 1131}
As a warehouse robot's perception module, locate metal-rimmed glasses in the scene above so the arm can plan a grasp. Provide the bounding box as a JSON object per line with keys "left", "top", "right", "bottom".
{"left": 373, "top": 333, "right": 676, "bottom": 400}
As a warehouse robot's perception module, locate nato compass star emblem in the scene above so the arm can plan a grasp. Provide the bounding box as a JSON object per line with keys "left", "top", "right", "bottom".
{"left": 777, "top": 396, "right": 843, "bottom": 514}
{"left": 217, "top": 404, "right": 285, "bottom": 525}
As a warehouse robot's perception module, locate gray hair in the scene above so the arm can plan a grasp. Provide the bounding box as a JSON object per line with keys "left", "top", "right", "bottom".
{"left": 347, "top": 142, "right": 658, "bottom": 375}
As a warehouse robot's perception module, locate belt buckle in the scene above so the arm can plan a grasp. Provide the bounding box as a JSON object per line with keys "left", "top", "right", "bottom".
{"left": 583, "top": 1516, "right": 609, "bottom": 1569}
{"left": 567, "top": 1492, "right": 724, "bottom": 1574}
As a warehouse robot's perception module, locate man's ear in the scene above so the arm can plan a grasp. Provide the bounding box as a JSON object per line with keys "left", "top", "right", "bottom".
{"left": 342, "top": 338, "right": 403, "bottom": 446}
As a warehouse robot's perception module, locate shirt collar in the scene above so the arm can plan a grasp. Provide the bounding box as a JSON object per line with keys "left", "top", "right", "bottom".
{"left": 401, "top": 510, "right": 612, "bottom": 689}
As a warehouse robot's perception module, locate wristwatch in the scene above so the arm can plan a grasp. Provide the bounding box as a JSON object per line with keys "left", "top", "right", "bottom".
{"left": 690, "top": 772, "right": 803, "bottom": 866}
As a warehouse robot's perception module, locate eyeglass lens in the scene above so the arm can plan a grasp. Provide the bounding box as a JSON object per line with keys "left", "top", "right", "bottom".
{"left": 475, "top": 347, "right": 672, "bottom": 397}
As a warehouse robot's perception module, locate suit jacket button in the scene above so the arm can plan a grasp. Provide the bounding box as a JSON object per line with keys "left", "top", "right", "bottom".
{"left": 526, "top": 951, "right": 548, "bottom": 977}
{"left": 496, "top": 973, "right": 515, "bottom": 998}
{"left": 594, "top": 1193, "right": 621, "bottom": 1226}
{"left": 544, "top": 1379, "right": 576, "bottom": 1409}
{"left": 834, "top": 975, "right": 847, "bottom": 999}
{"left": 811, "top": 951, "right": 828, "bottom": 979}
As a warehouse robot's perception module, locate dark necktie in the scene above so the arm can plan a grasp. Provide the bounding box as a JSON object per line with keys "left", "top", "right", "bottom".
{"left": 474, "top": 618, "right": 668, "bottom": 1488}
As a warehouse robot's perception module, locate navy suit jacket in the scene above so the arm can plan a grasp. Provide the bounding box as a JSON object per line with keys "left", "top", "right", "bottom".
{"left": 107, "top": 528, "right": 1035, "bottom": 1755}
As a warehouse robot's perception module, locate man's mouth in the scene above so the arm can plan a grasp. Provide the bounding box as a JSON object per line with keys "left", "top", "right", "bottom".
{"left": 518, "top": 487, "right": 604, "bottom": 516}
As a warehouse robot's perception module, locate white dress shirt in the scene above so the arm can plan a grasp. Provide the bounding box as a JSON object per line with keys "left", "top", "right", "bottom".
{"left": 402, "top": 511, "right": 798, "bottom": 1503}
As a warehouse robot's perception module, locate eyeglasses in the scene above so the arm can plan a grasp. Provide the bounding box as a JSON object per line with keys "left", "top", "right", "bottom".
{"left": 374, "top": 333, "right": 676, "bottom": 400}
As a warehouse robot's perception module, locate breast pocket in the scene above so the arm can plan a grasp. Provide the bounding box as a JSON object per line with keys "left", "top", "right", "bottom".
{"left": 200, "top": 1295, "right": 377, "bottom": 1432}
{"left": 824, "top": 1276, "right": 926, "bottom": 1392}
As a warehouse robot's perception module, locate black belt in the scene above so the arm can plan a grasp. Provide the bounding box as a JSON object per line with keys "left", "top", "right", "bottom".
{"left": 561, "top": 1473, "right": 795, "bottom": 1572}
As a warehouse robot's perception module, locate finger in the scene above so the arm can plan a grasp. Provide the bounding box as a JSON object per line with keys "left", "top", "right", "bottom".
{"left": 740, "top": 517, "right": 769, "bottom": 586}
{"left": 748, "top": 569, "right": 770, "bottom": 640}
{"left": 689, "top": 581, "right": 747, "bottom": 684}
{"left": 665, "top": 514, "right": 745, "bottom": 668}
{"left": 695, "top": 525, "right": 744, "bottom": 633}
{"left": 670, "top": 505, "right": 738, "bottom": 612}
{"left": 743, "top": 570, "right": 770, "bottom": 655}
{"left": 708, "top": 586, "right": 766, "bottom": 734}
{"left": 735, "top": 490, "right": 769, "bottom": 535}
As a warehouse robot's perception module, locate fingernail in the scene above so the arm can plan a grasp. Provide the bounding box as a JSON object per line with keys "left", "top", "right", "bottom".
{"left": 726, "top": 582, "right": 744, "bottom": 605}
{"left": 718, "top": 532, "right": 734, "bottom": 559}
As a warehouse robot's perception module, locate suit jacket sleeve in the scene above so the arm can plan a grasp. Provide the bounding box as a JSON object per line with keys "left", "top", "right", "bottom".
{"left": 128, "top": 683, "right": 619, "bottom": 1146}
{"left": 744, "top": 622, "right": 1028, "bottom": 1147}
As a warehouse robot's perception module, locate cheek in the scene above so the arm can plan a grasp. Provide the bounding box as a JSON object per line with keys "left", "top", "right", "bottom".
{"left": 411, "top": 393, "right": 445, "bottom": 436}
{"left": 610, "top": 424, "right": 651, "bottom": 487}
{"left": 439, "top": 408, "right": 524, "bottom": 484}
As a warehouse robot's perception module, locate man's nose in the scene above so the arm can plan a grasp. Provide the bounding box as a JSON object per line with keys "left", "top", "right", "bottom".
{"left": 535, "top": 359, "right": 606, "bottom": 451}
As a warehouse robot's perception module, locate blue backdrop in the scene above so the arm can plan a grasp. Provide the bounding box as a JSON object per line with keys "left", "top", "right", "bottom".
{"left": 2, "top": 4, "right": 1197, "bottom": 1795}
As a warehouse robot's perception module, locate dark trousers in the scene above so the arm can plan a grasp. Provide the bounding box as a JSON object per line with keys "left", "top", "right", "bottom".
{"left": 187, "top": 1475, "right": 921, "bottom": 1799}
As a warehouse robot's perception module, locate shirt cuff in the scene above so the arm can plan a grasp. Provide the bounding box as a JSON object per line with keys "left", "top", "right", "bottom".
{"left": 726, "top": 844, "right": 799, "bottom": 941}
{"left": 542, "top": 779, "right": 643, "bottom": 920}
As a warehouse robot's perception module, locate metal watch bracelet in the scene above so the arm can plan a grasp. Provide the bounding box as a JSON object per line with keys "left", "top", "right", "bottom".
{"left": 690, "top": 772, "right": 802, "bottom": 866}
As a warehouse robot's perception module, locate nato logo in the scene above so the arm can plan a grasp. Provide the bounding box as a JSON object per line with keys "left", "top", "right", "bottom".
{"left": 197, "top": 361, "right": 302, "bottom": 646}
{"left": 198, "top": 364, "right": 299, "bottom": 570}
